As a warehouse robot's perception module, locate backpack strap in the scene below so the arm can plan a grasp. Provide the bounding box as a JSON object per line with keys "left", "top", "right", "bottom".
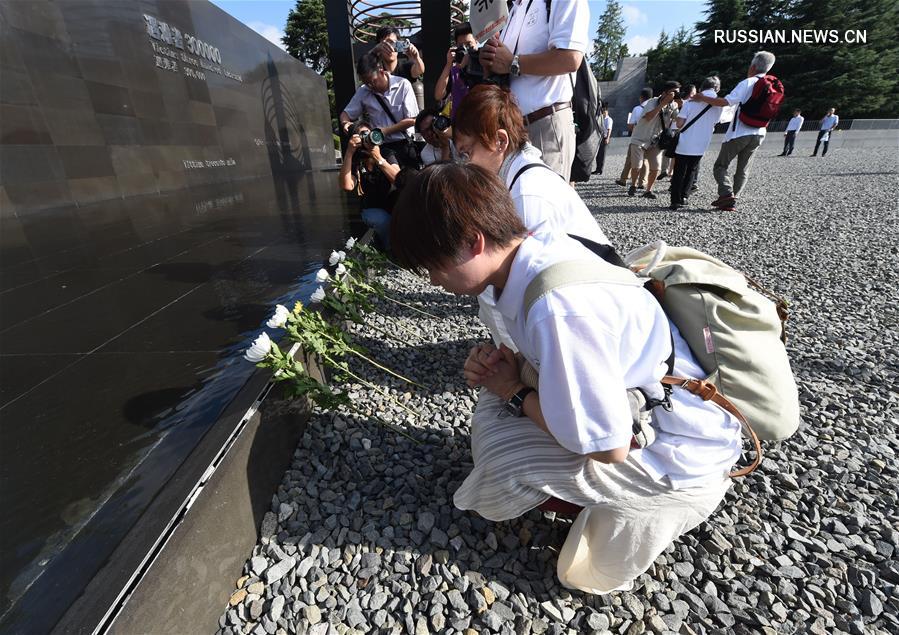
{"left": 661, "top": 375, "right": 762, "bottom": 477}
{"left": 509, "top": 162, "right": 550, "bottom": 189}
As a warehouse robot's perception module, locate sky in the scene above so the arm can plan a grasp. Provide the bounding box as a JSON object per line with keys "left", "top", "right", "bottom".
{"left": 209, "top": 0, "right": 708, "bottom": 57}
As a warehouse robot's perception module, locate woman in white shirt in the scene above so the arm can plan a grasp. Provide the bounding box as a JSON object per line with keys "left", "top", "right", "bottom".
{"left": 452, "top": 84, "right": 608, "bottom": 246}
{"left": 389, "top": 162, "right": 742, "bottom": 594}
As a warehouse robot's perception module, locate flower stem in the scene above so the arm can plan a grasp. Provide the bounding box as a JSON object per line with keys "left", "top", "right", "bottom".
{"left": 382, "top": 294, "right": 442, "bottom": 320}
{"left": 319, "top": 332, "right": 424, "bottom": 389}
{"left": 322, "top": 354, "right": 420, "bottom": 420}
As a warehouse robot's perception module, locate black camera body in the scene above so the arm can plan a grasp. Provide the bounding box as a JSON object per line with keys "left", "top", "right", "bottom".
{"left": 453, "top": 45, "right": 466, "bottom": 64}
{"left": 433, "top": 114, "right": 451, "bottom": 133}
{"left": 461, "top": 48, "right": 510, "bottom": 90}
{"left": 346, "top": 123, "right": 384, "bottom": 150}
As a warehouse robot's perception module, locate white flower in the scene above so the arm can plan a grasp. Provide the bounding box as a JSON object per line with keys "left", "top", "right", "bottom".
{"left": 265, "top": 304, "right": 290, "bottom": 329}
{"left": 337, "top": 250, "right": 346, "bottom": 262}
{"left": 315, "top": 268, "right": 330, "bottom": 283}
{"left": 310, "top": 286, "right": 326, "bottom": 303}
{"left": 328, "top": 250, "right": 341, "bottom": 266}
{"left": 345, "top": 236, "right": 356, "bottom": 250}
{"left": 244, "top": 332, "right": 272, "bottom": 362}
{"left": 335, "top": 263, "right": 347, "bottom": 277}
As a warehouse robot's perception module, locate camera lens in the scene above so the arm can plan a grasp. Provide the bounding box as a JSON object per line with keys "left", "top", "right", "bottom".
{"left": 433, "top": 115, "right": 451, "bottom": 132}
{"left": 368, "top": 129, "right": 384, "bottom": 145}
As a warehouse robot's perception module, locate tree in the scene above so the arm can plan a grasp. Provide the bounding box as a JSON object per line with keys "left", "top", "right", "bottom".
{"left": 591, "top": 1, "right": 627, "bottom": 81}
{"left": 282, "top": 0, "right": 329, "bottom": 74}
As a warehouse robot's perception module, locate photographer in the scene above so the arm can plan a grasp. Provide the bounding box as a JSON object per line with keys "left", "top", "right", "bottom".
{"left": 338, "top": 119, "right": 400, "bottom": 250}
{"left": 627, "top": 81, "right": 681, "bottom": 200}
{"left": 415, "top": 108, "right": 455, "bottom": 166}
{"left": 339, "top": 53, "right": 420, "bottom": 169}
{"left": 434, "top": 22, "right": 478, "bottom": 115}
{"left": 373, "top": 26, "right": 424, "bottom": 84}
{"left": 478, "top": 0, "right": 591, "bottom": 181}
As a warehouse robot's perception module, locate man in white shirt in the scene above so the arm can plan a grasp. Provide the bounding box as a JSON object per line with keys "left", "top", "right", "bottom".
{"left": 692, "top": 50, "right": 776, "bottom": 212}
{"left": 592, "top": 105, "right": 613, "bottom": 175}
{"left": 339, "top": 53, "right": 420, "bottom": 168}
{"left": 414, "top": 108, "right": 455, "bottom": 165}
{"left": 616, "top": 88, "right": 653, "bottom": 187}
{"left": 779, "top": 109, "right": 804, "bottom": 156}
{"left": 479, "top": 0, "right": 590, "bottom": 181}
{"left": 669, "top": 76, "right": 723, "bottom": 210}
{"left": 812, "top": 108, "right": 839, "bottom": 157}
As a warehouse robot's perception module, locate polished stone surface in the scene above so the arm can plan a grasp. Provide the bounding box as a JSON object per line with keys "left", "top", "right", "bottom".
{"left": 0, "top": 0, "right": 349, "bottom": 630}
{"left": 0, "top": 0, "right": 334, "bottom": 213}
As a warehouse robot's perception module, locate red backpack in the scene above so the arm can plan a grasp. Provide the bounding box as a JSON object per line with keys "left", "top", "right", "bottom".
{"left": 736, "top": 74, "right": 785, "bottom": 128}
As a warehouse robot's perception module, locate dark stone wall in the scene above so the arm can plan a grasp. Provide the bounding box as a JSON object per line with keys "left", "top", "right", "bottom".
{"left": 0, "top": 0, "right": 333, "bottom": 213}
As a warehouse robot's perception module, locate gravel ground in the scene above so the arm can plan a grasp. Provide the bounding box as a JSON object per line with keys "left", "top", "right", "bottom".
{"left": 217, "top": 148, "right": 898, "bottom": 635}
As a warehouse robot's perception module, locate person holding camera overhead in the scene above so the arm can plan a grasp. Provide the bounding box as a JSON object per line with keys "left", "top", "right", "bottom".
{"left": 338, "top": 119, "right": 400, "bottom": 250}
{"left": 372, "top": 26, "right": 425, "bottom": 110}
{"left": 627, "top": 81, "right": 681, "bottom": 200}
{"left": 478, "top": 0, "right": 590, "bottom": 181}
{"left": 339, "top": 53, "right": 420, "bottom": 169}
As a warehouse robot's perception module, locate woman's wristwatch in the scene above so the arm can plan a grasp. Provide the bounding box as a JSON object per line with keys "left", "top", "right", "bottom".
{"left": 501, "top": 386, "right": 535, "bottom": 418}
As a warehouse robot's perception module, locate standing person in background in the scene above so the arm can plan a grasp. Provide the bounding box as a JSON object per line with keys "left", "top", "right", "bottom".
{"left": 627, "top": 81, "right": 680, "bottom": 200}
{"left": 479, "top": 0, "right": 591, "bottom": 181}
{"left": 693, "top": 51, "right": 777, "bottom": 213}
{"left": 616, "top": 88, "right": 653, "bottom": 188}
{"left": 659, "top": 84, "right": 695, "bottom": 181}
{"left": 779, "top": 109, "right": 804, "bottom": 156}
{"left": 434, "top": 22, "right": 477, "bottom": 116}
{"left": 669, "top": 76, "right": 723, "bottom": 210}
{"left": 812, "top": 108, "right": 839, "bottom": 157}
{"left": 339, "top": 53, "right": 420, "bottom": 169}
{"left": 592, "top": 105, "right": 613, "bottom": 175}
{"left": 372, "top": 26, "right": 425, "bottom": 109}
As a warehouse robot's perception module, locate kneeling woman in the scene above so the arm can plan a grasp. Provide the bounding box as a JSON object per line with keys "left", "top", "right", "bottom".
{"left": 390, "top": 163, "right": 742, "bottom": 594}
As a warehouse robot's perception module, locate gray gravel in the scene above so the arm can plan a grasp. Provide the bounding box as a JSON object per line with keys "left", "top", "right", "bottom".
{"left": 218, "top": 148, "right": 898, "bottom": 635}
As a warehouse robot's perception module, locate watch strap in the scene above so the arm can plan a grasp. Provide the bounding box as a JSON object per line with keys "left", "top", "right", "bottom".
{"left": 503, "top": 386, "right": 535, "bottom": 418}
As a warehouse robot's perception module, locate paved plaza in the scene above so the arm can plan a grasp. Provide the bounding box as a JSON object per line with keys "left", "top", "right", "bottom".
{"left": 218, "top": 148, "right": 898, "bottom": 635}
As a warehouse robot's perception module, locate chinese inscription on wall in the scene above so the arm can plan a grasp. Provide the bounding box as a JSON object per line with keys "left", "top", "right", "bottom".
{"left": 143, "top": 14, "right": 243, "bottom": 83}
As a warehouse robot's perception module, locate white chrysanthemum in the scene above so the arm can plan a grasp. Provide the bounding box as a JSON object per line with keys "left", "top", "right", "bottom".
{"left": 310, "top": 286, "right": 326, "bottom": 303}
{"left": 265, "top": 304, "right": 290, "bottom": 329}
{"left": 335, "top": 263, "right": 346, "bottom": 277}
{"left": 315, "top": 268, "right": 330, "bottom": 283}
{"left": 328, "top": 250, "right": 341, "bottom": 266}
{"left": 243, "top": 332, "right": 273, "bottom": 362}
{"left": 345, "top": 236, "right": 356, "bottom": 249}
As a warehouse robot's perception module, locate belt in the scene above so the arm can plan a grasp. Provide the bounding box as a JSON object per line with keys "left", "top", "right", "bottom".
{"left": 524, "top": 101, "right": 571, "bottom": 125}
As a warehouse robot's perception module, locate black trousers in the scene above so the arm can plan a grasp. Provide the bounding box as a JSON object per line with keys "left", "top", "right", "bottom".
{"left": 783, "top": 130, "right": 796, "bottom": 155}
{"left": 670, "top": 153, "right": 702, "bottom": 206}
{"left": 812, "top": 130, "right": 830, "bottom": 156}
{"left": 383, "top": 139, "right": 421, "bottom": 169}
{"left": 594, "top": 139, "right": 609, "bottom": 174}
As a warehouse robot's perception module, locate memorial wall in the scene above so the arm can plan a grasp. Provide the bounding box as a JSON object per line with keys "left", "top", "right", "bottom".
{"left": 0, "top": 1, "right": 350, "bottom": 631}
{"left": 0, "top": 0, "right": 333, "bottom": 212}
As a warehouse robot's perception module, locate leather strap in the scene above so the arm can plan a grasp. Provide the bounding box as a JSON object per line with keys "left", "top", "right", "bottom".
{"left": 525, "top": 101, "right": 571, "bottom": 125}
{"left": 662, "top": 375, "right": 762, "bottom": 478}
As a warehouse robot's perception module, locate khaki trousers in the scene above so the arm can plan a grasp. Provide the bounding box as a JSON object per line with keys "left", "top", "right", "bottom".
{"left": 619, "top": 149, "right": 649, "bottom": 185}
{"left": 527, "top": 107, "right": 575, "bottom": 181}
{"left": 713, "top": 134, "right": 763, "bottom": 197}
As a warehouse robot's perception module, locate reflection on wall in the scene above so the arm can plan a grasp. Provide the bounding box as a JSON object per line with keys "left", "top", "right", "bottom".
{"left": 0, "top": 0, "right": 333, "bottom": 213}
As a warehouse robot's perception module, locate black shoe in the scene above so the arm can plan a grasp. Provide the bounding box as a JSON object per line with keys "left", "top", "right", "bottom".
{"left": 667, "top": 203, "right": 685, "bottom": 210}
{"left": 690, "top": 184, "right": 699, "bottom": 191}
{"left": 637, "top": 185, "right": 645, "bottom": 190}
{"left": 615, "top": 179, "right": 627, "bottom": 186}
{"left": 711, "top": 194, "right": 735, "bottom": 208}
{"left": 642, "top": 191, "right": 657, "bottom": 199}
{"left": 627, "top": 185, "right": 637, "bottom": 196}
{"left": 777, "top": 153, "right": 786, "bottom": 156}
{"left": 810, "top": 153, "right": 817, "bottom": 157}
{"left": 657, "top": 174, "right": 667, "bottom": 180}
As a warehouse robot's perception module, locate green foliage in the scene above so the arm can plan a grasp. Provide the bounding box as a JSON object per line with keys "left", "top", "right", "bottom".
{"left": 283, "top": 0, "right": 336, "bottom": 127}
{"left": 644, "top": 0, "right": 899, "bottom": 119}
{"left": 591, "top": 0, "right": 627, "bottom": 81}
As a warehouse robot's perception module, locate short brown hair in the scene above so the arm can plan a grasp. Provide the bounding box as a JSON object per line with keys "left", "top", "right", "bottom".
{"left": 390, "top": 162, "right": 526, "bottom": 274}
{"left": 453, "top": 85, "right": 528, "bottom": 157}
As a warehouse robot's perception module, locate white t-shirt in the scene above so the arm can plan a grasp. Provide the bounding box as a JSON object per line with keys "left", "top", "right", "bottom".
{"left": 601, "top": 115, "right": 613, "bottom": 137}
{"left": 420, "top": 140, "right": 456, "bottom": 166}
{"left": 722, "top": 74, "right": 767, "bottom": 142}
{"left": 628, "top": 104, "right": 644, "bottom": 127}
{"left": 479, "top": 150, "right": 610, "bottom": 349}
{"left": 490, "top": 233, "right": 742, "bottom": 489}
{"left": 675, "top": 89, "right": 722, "bottom": 156}
{"left": 820, "top": 114, "right": 839, "bottom": 130}
{"left": 785, "top": 115, "right": 804, "bottom": 132}
{"left": 499, "top": 0, "right": 590, "bottom": 116}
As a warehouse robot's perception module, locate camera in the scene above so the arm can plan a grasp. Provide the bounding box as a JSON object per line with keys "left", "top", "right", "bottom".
{"left": 461, "top": 48, "right": 510, "bottom": 90}
{"left": 433, "top": 114, "right": 451, "bottom": 133}
{"left": 453, "top": 45, "right": 466, "bottom": 64}
{"left": 394, "top": 39, "right": 410, "bottom": 54}
{"left": 346, "top": 123, "right": 384, "bottom": 150}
